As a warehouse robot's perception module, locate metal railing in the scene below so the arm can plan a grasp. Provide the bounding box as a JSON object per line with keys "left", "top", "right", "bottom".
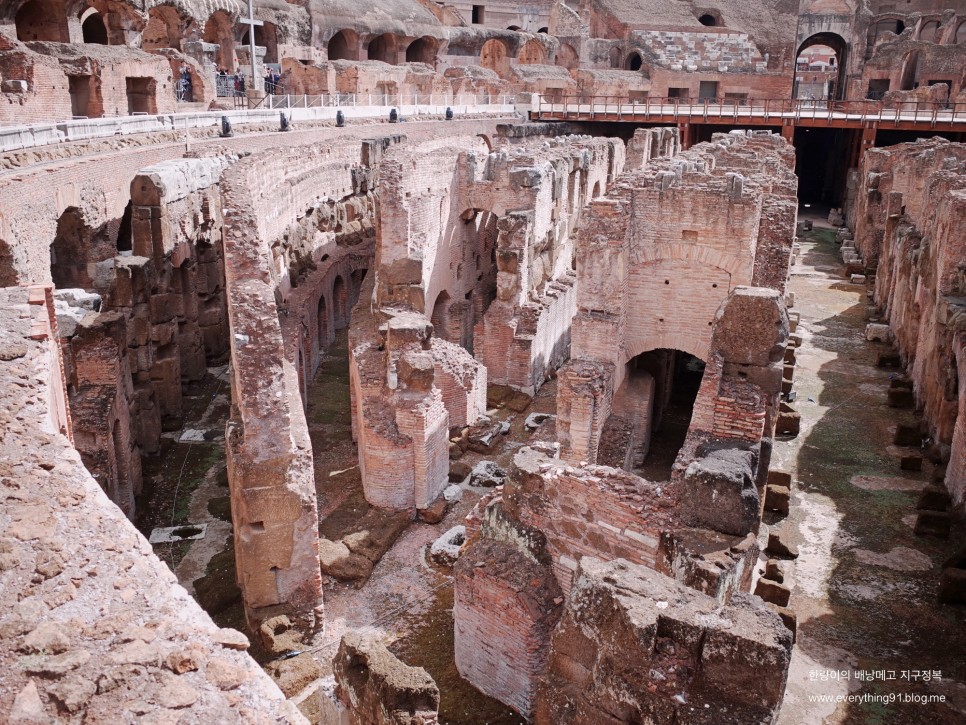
{"left": 250, "top": 92, "right": 516, "bottom": 110}
{"left": 533, "top": 95, "right": 966, "bottom": 127}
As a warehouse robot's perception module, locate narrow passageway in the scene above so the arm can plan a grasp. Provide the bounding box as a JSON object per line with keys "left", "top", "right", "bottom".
{"left": 637, "top": 353, "right": 704, "bottom": 482}
{"left": 773, "top": 217, "right": 966, "bottom": 725}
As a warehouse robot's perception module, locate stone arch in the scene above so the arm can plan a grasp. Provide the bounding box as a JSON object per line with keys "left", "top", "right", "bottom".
{"left": 697, "top": 13, "right": 720, "bottom": 27}
{"left": 50, "top": 207, "right": 93, "bottom": 289}
{"left": 406, "top": 35, "right": 438, "bottom": 64}
{"left": 870, "top": 16, "right": 905, "bottom": 46}
{"left": 367, "top": 33, "right": 399, "bottom": 64}
{"left": 255, "top": 21, "right": 278, "bottom": 64}
{"left": 477, "top": 133, "right": 493, "bottom": 152}
{"left": 796, "top": 32, "right": 848, "bottom": 100}
{"left": 555, "top": 42, "right": 578, "bottom": 70}
{"left": 142, "top": 4, "right": 184, "bottom": 51}
{"left": 430, "top": 289, "right": 451, "bottom": 340}
{"left": 537, "top": 27, "right": 548, "bottom": 34}
{"left": 0, "top": 239, "right": 17, "bottom": 287}
{"left": 203, "top": 10, "right": 235, "bottom": 71}
{"left": 507, "top": 25, "right": 520, "bottom": 31}
{"left": 15, "top": 0, "right": 69, "bottom": 42}
{"left": 518, "top": 38, "right": 546, "bottom": 65}
{"left": 333, "top": 275, "right": 347, "bottom": 328}
{"left": 480, "top": 38, "right": 509, "bottom": 77}
{"left": 625, "top": 51, "right": 643, "bottom": 71}
{"left": 328, "top": 29, "right": 360, "bottom": 60}
{"left": 81, "top": 8, "right": 108, "bottom": 44}
{"left": 919, "top": 20, "right": 941, "bottom": 43}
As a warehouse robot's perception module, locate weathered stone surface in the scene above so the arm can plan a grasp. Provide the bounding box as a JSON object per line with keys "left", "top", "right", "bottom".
{"left": 535, "top": 558, "right": 792, "bottom": 725}
{"left": 333, "top": 632, "right": 439, "bottom": 725}
{"left": 683, "top": 446, "right": 760, "bottom": 536}
{"left": 319, "top": 539, "right": 374, "bottom": 582}
{"left": 754, "top": 577, "right": 791, "bottom": 607}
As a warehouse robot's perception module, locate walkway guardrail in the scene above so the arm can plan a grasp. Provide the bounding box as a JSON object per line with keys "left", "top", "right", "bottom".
{"left": 0, "top": 97, "right": 521, "bottom": 155}
{"left": 251, "top": 92, "right": 515, "bottom": 110}
{"left": 533, "top": 95, "right": 966, "bottom": 128}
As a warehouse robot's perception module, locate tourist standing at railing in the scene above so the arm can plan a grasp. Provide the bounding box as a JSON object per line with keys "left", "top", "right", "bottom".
{"left": 177, "top": 64, "right": 193, "bottom": 103}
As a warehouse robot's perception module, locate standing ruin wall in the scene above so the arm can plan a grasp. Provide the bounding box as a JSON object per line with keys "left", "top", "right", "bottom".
{"left": 559, "top": 131, "right": 797, "bottom": 467}
{"left": 851, "top": 138, "right": 966, "bottom": 506}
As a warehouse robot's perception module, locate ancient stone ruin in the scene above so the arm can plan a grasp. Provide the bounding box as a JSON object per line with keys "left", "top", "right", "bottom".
{"left": 1, "top": 1, "right": 965, "bottom": 724}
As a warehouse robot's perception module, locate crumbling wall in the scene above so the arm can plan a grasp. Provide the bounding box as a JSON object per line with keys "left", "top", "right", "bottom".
{"left": 55, "top": 155, "right": 232, "bottom": 516}
{"left": 851, "top": 138, "right": 966, "bottom": 506}
{"left": 535, "top": 557, "right": 792, "bottom": 725}
{"left": 221, "top": 149, "right": 325, "bottom": 634}
{"left": 473, "top": 132, "right": 623, "bottom": 394}
{"left": 333, "top": 632, "right": 439, "bottom": 725}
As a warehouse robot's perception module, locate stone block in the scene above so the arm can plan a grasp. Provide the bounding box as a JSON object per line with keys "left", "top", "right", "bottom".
{"left": 938, "top": 568, "right": 966, "bottom": 605}
{"left": 776, "top": 403, "right": 800, "bottom": 437}
{"left": 899, "top": 455, "right": 922, "bottom": 471}
{"left": 333, "top": 632, "right": 439, "bottom": 725}
{"left": 767, "top": 470, "right": 792, "bottom": 488}
{"left": 754, "top": 577, "right": 791, "bottom": 607}
{"left": 319, "top": 538, "right": 373, "bottom": 581}
{"left": 917, "top": 484, "right": 951, "bottom": 512}
{"left": 766, "top": 531, "right": 799, "bottom": 559}
{"left": 866, "top": 323, "right": 891, "bottom": 342}
{"left": 535, "top": 559, "right": 791, "bottom": 725}
{"left": 765, "top": 559, "right": 784, "bottom": 583}
{"left": 683, "top": 446, "right": 760, "bottom": 536}
{"left": 893, "top": 423, "right": 922, "bottom": 446}
{"left": 449, "top": 461, "right": 472, "bottom": 483}
{"left": 914, "top": 511, "right": 951, "bottom": 539}
{"left": 766, "top": 603, "right": 797, "bottom": 643}
{"left": 418, "top": 496, "right": 448, "bottom": 524}
{"left": 469, "top": 460, "right": 507, "bottom": 487}
{"left": 764, "top": 485, "right": 790, "bottom": 515}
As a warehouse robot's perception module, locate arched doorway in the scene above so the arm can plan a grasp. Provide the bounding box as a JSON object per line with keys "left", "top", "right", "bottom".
{"left": 15, "top": 0, "right": 69, "bottom": 42}
{"left": 518, "top": 38, "right": 546, "bottom": 65}
{"left": 919, "top": 20, "right": 941, "bottom": 43}
{"left": 794, "top": 33, "right": 848, "bottom": 101}
{"left": 480, "top": 38, "right": 509, "bottom": 76}
{"left": 0, "top": 239, "right": 17, "bottom": 287}
{"left": 609, "top": 46, "right": 622, "bottom": 68}
{"left": 81, "top": 9, "right": 108, "bottom": 44}
{"left": 142, "top": 5, "right": 184, "bottom": 51}
{"left": 625, "top": 51, "right": 643, "bottom": 71}
{"left": 615, "top": 348, "right": 705, "bottom": 481}
{"left": 430, "top": 290, "right": 451, "bottom": 341}
{"left": 328, "top": 29, "right": 359, "bottom": 60}
{"left": 406, "top": 36, "right": 438, "bottom": 64}
{"left": 555, "top": 43, "right": 578, "bottom": 70}
{"left": 367, "top": 33, "right": 398, "bottom": 64}
{"left": 203, "top": 10, "right": 235, "bottom": 71}
{"left": 50, "top": 207, "right": 92, "bottom": 289}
